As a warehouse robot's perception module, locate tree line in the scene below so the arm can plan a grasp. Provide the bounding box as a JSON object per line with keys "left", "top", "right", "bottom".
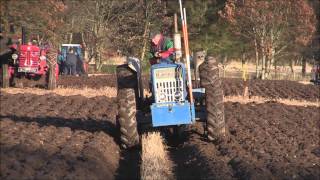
{"left": 1, "top": 0, "right": 319, "bottom": 78}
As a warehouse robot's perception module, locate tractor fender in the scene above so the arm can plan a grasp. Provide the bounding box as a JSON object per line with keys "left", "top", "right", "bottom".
{"left": 194, "top": 51, "right": 206, "bottom": 88}
{"left": 39, "top": 60, "right": 47, "bottom": 73}
{"left": 9, "top": 66, "right": 14, "bottom": 78}
{"left": 126, "top": 57, "right": 143, "bottom": 101}
{"left": 127, "top": 57, "right": 141, "bottom": 74}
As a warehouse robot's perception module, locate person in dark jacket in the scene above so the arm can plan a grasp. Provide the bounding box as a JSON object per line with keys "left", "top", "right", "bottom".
{"left": 75, "top": 51, "right": 86, "bottom": 76}
{"left": 57, "top": 50, "right": 65, "bottom": 75}
{"left": 64, "top": 48, "right": 77, "bottom": 75}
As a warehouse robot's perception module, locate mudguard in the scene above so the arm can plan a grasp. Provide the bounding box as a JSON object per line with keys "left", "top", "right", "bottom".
{"left": 126, "top": 57, "right": 143, "bottom": 100}
{"left": 127, "top": 57, "right": 141, "bottom": 73}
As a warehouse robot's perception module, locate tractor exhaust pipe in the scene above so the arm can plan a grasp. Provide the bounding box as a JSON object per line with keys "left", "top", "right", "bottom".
{"left": 173, "top": 13, "right": 182, "bottom": 62}
{"left": 9, "top": 24, "right": 15, "bottom": 33}
{"left": 21, "top": 26, "right": 26, "bottom": 45}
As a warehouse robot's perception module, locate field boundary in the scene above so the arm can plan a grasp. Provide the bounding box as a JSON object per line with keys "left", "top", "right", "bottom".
{"left": 2, "top": 88, "right": 319, "bottom": 107}
{"left": 224, "top": 95, "right": 320, "bottom": 107}
{"left": 0, "top": 87, "right": 117, "bottom": 98}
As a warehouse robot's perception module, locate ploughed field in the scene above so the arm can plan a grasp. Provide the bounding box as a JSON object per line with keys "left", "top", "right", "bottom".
{"left": 58, "top": 75, "right": 320, "bottom": 101}
{"left": 1, "top": 75, "right": 319, "bottom": 179}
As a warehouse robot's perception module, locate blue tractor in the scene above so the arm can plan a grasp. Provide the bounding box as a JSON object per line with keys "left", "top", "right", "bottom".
{"left": 116, "top": 54, "right": 226, "bottom": 148}
{"left": 59, "top": 44, "right": 87, "bottom": 75}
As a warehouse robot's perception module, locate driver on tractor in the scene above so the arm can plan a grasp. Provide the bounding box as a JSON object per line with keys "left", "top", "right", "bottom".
{"left": 148, "top": 32, "right": 174, "bottom": 65}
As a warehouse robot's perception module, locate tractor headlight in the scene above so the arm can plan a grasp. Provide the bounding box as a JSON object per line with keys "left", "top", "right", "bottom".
{"left": 40, "top": 55, "right": 46, "bottom": 61}
{"left": 174, "top": 91, "right": 182, "bottom": 100}
{"left": 12, "top": 54, "right": 18, "bottom": 60}
{"left": 159, "top": 93, "right": 166, "bottom": 101}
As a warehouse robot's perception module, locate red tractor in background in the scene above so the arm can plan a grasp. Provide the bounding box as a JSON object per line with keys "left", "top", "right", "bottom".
{"left": 0, "top": 27, "right": 58, "bottom": 89}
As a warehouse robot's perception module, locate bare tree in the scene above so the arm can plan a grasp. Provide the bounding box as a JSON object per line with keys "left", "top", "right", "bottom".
{"left": 220, "top": 0, "right": 317, "bottom": 79}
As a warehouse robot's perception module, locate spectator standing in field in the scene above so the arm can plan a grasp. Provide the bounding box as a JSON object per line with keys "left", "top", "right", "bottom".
{"left": 57, "top": 50, "right": 64, "bottom": 75}
{"left": 64, "top": 48, "right": 77, "bottom": 75}
{"left": 75, "top": 50, "right": 85, "bottom": 76}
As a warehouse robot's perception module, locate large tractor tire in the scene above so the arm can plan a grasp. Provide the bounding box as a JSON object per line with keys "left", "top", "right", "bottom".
{"left": 1, "top": 63, "right": 10, "bottom": 88}
{"left": 199, "top": 56, "right": 226, "bottom": 143}
{"left": 117, "top": 65, "right": 139, "bottom": 149}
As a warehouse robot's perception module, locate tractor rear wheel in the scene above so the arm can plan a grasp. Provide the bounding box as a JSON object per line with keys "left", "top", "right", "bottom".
{"left": 47, "top": 62, "right": 57, "bottom": 90}
{"left": 199, "top": 57, "right": 226, "bottom": 143}
{"left": 1, "top": 63, "right": 10, "bottom": 88}
{"left": 117, "top": 65, "right": 139, "bottom": 149}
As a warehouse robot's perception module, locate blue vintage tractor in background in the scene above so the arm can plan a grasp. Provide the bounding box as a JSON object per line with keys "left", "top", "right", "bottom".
{"left": 116, "top": 54, "right": 226, "bottom": 148}
{"left": 59, "top": 44, "right": 88, "bottom": 75}
{"left": 60, "top": 44, "right": 83, "bottom": 60}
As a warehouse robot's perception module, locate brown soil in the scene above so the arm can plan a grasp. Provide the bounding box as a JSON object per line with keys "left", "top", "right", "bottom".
{"left": 1, "top": 77, "right": 319, "bottom": 179}
{"left": 4, "top": 75, "right": 317, "bottom": 102}
{"left": 58, "top": 75, "right": 117, "bottom": 89}
{"left": 223, "top": 78, "right": 320, "bottom": 101}
{"left": 0, "top": 92, "right": 139, "bottom": 180}
{"left": 58, "top": 75, "right": 148, "bottom": 89}
{"left": 169, "top": 102, "right": 320, "bottom": 179}
{"left": 0, "top": 74, "right": 116, "bottom": 89}
{"left": 59, "top": 76, "right": 319, "bottom": 101}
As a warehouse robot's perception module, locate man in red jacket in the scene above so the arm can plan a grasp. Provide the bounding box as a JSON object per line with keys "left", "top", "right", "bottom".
{"left": 149, "top": 33, "right": 174, "bottom": 65}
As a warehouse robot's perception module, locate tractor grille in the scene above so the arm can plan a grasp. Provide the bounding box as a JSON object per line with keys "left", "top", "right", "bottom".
{"left": 154, "top": 67, "right": 184, "bottom": 103}
{"left": 19, "top": 51, "right": 39, "bottom": 67}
